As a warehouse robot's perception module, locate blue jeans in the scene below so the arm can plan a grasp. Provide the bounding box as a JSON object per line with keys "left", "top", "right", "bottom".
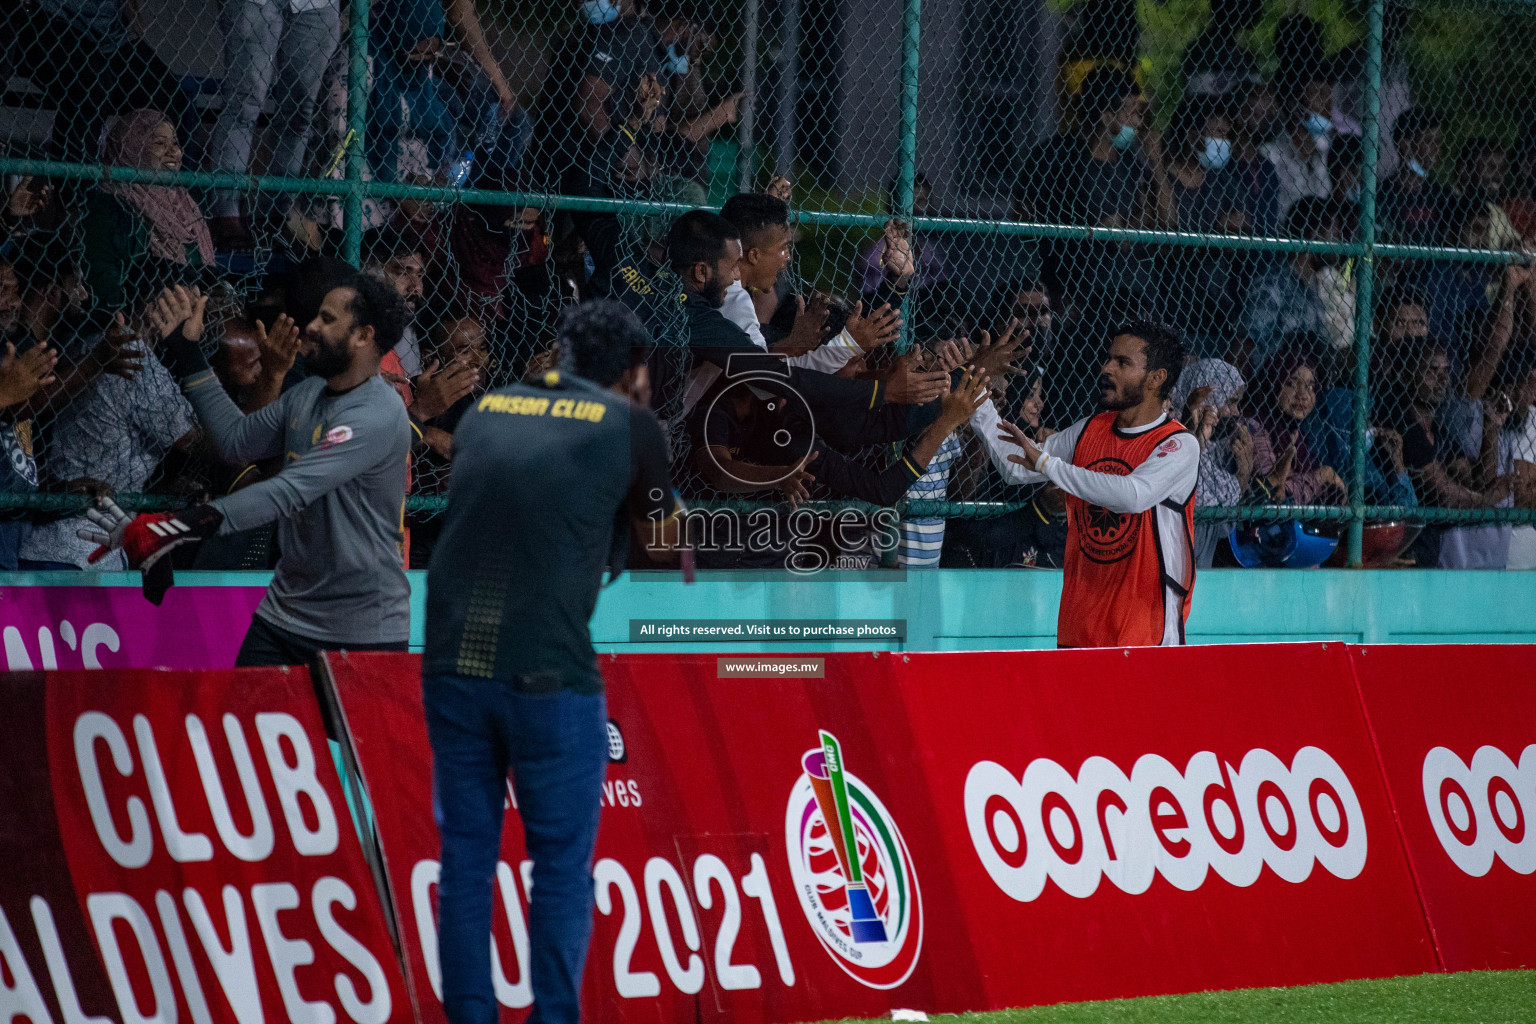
{"left": 423, "top": 673, "right": 608, "bottom": 1024}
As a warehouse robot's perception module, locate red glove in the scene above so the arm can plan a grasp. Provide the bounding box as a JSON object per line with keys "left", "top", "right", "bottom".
{"left": 80, "top": 501, "right": 223, "bottom": 570}
{"left": 78, "top": 501, "right": 224, "bottom": 605}
{"left": 121, "top": 506, "right": 224, "bottom": 569}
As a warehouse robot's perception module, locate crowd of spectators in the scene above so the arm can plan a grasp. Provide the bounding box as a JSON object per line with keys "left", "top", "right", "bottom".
{"left": 0, "top": 2, "right": 1533, "bottom": 571}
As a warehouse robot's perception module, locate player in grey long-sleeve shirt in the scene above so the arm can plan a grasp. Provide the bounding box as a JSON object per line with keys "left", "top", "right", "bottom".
{"left": 188, "top": 370, "right": 412, "bottom": 645}
{"left": 80, "top": 277, "right": 414, "bottom": 660}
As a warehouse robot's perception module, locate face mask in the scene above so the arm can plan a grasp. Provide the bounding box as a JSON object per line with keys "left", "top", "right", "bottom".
{"left": 581, "top": 0, "right": 620, "bottom": 24}
{"left": 1198, "top": 137, "right": 1232, "bottom": 172}
{"left": 1111, "top": 124, "right": 1137, "bottom": 151}
{"left": 1305, "top": 113, "right": 1333, "bottom": 138}
{"left": 664, "top": 44, "right": 689, "bottom": 75}
{"left": 1408, "top": 159, "right": 1428, "bottom": 179}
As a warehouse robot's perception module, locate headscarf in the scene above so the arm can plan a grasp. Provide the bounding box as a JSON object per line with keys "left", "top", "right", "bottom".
{"left": 1250, "top": 345, "right": 1323, "bottom": 474}
{"left": 101, "top": 110, "right": 215, "bottom": 267}
{"left": 1171, "top": 358, "right": 1246, "bottom": 507}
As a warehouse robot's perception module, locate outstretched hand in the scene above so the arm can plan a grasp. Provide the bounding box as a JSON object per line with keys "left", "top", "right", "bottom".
{"left": 939, "top": 367, "right": 990, "bottom": 426}
{"left": 778, "top": 293, "right": 831, "bottom": 356}
{"left": 775, "top": 449, "right": 820, "bottom": 508}
{"left": 882, "top": 353, "right": 950, "bottom": 405}
{"left": 969, "top": 319, "right": 1031, "bottom": 378}
{"left": 997, "top": 417, "right": 1045, "bottom": 472}
{"left": 845, "top": 300, "right": 902, "bottom": 351}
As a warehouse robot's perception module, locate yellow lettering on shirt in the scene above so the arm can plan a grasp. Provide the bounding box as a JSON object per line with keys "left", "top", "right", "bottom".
{"left": 474, "top": 393, "right": 606, "bottom": 422}
{"left": 619, "top": 265, "right": 652, "bottom": 296}
{"left": 477, "top": 394, "right": 550, "bottom": 416}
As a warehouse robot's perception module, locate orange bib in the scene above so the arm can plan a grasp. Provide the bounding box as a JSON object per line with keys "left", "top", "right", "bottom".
{"left": 1057, "top": 413, "right": 1195, "bottom": 648}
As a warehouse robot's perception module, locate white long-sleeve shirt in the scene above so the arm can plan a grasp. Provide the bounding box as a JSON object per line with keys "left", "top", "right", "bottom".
{"left": 970, "top": 398, "right": 1198, "bottom": 513}
{"left": 973, "top": 399, "right": 1199, "bottom": 646}
{"left": 720, "top": 281, "right": 864, "bottom": 373}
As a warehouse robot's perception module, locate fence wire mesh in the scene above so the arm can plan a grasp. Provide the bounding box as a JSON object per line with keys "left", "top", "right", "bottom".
{"left": 0, "top": 0, "right": 1535, "bottom": 570}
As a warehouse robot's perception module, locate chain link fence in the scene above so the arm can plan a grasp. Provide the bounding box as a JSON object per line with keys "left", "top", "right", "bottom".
{"left": 1, "top": 0, "right": 1535, "bottom": 570}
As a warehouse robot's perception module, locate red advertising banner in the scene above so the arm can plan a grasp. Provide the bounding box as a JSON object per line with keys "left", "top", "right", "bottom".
{"left": 326, "top": 644, "right": 1439, "bottom": 1022}
{"left": 895, "top": 644, "right": 1437, "bottom": 1008}
{"left": 1347, "top": 644, "right": 1536, "bottom": 971}
{"left": 0, "top": 666, "right": 413, "bottom": 1024}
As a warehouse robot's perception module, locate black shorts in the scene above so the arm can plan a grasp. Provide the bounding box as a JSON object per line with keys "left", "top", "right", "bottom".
{"left": 235, "top": 615, "right": 409, "bottom": 735}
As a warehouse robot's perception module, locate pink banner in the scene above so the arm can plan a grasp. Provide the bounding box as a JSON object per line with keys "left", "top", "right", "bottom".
{"left": 0, "top": 586, "right": 265, "bottom": 671}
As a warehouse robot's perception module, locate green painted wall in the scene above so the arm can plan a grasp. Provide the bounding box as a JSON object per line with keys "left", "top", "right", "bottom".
{"left": 5, "top": 569, "right": 1534, "bottom": 649}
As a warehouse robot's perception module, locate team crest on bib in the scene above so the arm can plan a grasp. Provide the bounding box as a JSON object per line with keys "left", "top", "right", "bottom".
{"left": 1077, "top": 457, "right": 1138, "bottom": 563}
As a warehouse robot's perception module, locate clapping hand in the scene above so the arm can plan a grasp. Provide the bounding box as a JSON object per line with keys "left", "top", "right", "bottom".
{"left": 150, "top": 285, "right": 208, "bottom": 341}
{"left": 631, "top": 73, "right": 665, "bottom": 128}
{"left": 94, "top": 313, "right": 147, "bottom": 380}
{"left": 413, "top": 356, "right": 481, "bottom": 421}
{"left": 1267, "top": 431, "right": 1299, "bottom": 497}
{"left": 254, "top": 314, "right": 303, "bottom": 380}
{"left": 0, "top": 340, "right": 58, "bottom": 408}
{"left": 1230, "top": 419, "right": 1254, "bottom": 483}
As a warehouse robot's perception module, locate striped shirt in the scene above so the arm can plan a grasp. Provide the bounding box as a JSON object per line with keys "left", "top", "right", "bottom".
{"left": 899, "top": 432, "right": 962, "bottom": 568}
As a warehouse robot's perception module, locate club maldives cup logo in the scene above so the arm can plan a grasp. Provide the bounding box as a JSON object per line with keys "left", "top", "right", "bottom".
{"left": 784, "top": 730, "right": 923, "bottom": 988}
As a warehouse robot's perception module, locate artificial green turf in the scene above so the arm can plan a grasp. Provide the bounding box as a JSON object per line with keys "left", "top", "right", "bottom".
{"left": 811, "top": 970, "right": 1536, "bottom": 1024}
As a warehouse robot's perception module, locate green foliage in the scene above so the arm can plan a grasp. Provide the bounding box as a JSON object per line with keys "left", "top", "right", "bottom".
{"left": 1402, "top": 4, "right": 1536, "bottom": 151}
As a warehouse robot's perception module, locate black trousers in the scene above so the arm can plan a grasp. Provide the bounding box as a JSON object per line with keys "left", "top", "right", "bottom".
{"left": 235, "top": 615, "right": 409, "bottom": 734}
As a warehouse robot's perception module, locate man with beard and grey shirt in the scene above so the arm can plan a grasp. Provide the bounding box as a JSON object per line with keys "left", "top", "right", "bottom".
{"left": 81, "top": 275, "right": 413, "bottom": 671}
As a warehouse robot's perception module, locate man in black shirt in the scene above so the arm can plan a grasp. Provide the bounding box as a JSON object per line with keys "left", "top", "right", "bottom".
{"left": 1018, "top": 65, "right": 1157, "bottom": 319}
{"left": 1378, "top": 109, "right": 1453, "bottom": 248}
{"left": 423, "top": 299, "right": 680, "bottom": 1024}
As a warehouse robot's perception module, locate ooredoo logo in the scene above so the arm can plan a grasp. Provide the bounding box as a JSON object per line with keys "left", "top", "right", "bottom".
{"left": 1421, "top": 744, "right": 1535, "bottom": 876}
{"left": 784, "top": 730, "right": 922, "bottom": 989}
{"left": 966, "top": 746, "right": 1367, "bottom": 900}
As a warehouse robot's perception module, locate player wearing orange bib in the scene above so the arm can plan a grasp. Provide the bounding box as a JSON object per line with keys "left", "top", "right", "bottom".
{"left": 974, "top": 322, "right": 1198, "bottom": 647}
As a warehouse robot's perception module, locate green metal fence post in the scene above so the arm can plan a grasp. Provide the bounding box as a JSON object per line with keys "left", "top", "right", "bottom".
{"left": 343, "top": 0, "right": 370, "bottom": 267}
{"left": 894, "top": 0, "right": 922, "bottom": 355}
{"left": 1347, "top": 0, "right": 1386, "bottom": 567}
{"left": 896, "top": 0, "right": 921, "bottom": 218}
